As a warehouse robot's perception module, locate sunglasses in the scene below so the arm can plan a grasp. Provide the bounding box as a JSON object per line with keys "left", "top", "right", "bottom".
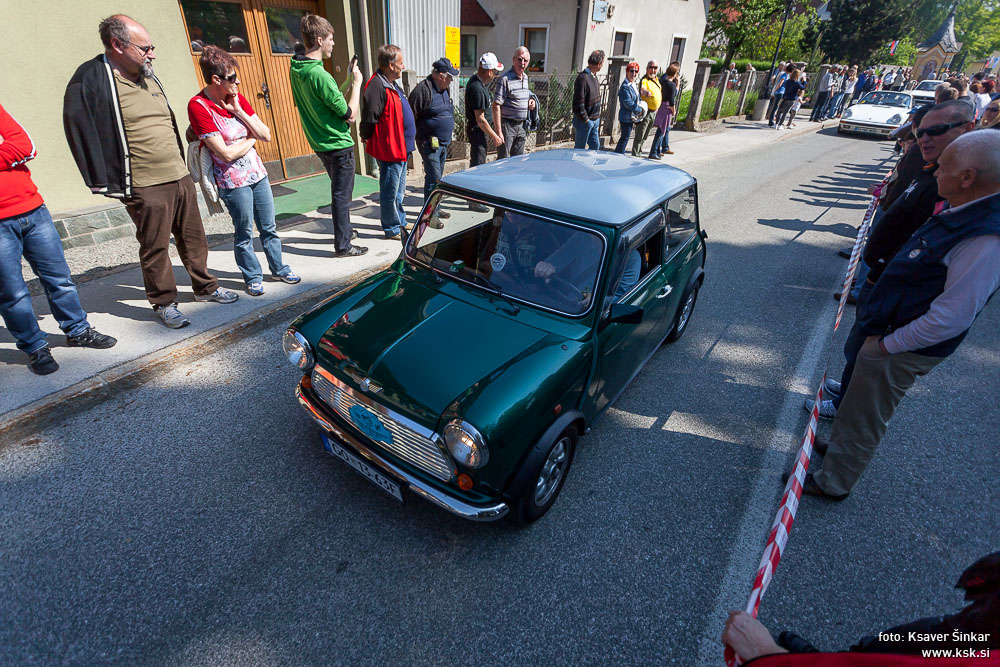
{"left": 128, "top": 42, "right": 155, "bottom": 56}
{"left": 987, "top": 106, "right": 1000, "bottom": 113}
{"left": 217, "top": 72, "right": 238, "bottom": 83}
{"left": 915, "top": 120, "right": 967, "bottom": 138}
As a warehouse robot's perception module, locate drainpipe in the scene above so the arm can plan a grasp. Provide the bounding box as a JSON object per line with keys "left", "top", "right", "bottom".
{"left": 572, "top": 0, "right": 583, "bottom": 70}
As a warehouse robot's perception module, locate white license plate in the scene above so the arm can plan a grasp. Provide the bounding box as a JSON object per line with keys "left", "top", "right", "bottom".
{"left": 320, "top": 433, "right": 404, "bottom": 502}
{"left": 859, "top": 126, "right": 878, "bottom": 133}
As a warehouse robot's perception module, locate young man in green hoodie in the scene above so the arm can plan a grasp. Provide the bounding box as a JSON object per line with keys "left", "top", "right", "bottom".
{"left": 289, "top": 14, "right": 366, "bottom": 257}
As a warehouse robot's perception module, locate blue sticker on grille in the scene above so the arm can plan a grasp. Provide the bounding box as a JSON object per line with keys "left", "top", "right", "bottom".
{"left": 349, "top": 404, "right": 393, "bottom": 444}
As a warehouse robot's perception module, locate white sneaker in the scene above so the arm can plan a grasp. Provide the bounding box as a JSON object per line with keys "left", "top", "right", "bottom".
{"left": 154, "top": 303, "right": 191, "bottom": 329}
{"left": 194, "top": 287, "right": 239, "bottom": 304}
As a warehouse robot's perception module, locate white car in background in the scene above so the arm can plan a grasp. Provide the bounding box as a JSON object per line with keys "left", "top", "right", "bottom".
{"left": 911, "top": 79, "right": 944, "bottom": 107}
{"left": 838, "top": 91, "right": 915, "bottom": 138}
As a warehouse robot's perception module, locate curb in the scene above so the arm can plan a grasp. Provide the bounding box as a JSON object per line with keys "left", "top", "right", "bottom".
{"left": 0, "top": 262, "right": 393, "bottom": 445}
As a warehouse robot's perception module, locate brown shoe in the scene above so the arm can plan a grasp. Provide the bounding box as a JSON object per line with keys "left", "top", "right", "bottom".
{"left": 781, "top": 470, "right": 848, "bottom": 500}
{"left": 664, "top": 149, "right": 674, "bottom": 154}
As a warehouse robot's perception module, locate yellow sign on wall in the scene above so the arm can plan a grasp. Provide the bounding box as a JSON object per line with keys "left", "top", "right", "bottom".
{"left": 445, "top": 26, "right": 460, "bottom": 67}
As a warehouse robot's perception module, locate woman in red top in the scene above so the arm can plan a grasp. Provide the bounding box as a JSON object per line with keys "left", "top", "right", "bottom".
{"left": 187, "top": 46, "right": 298, "bottom": 296}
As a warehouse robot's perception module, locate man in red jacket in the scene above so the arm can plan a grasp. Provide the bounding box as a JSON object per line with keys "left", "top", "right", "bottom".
{"left": 360, "top": 44, "right": 416, "bottom": 240}
{"left": 0, "top": 104, "right": 116, "bottom": 375}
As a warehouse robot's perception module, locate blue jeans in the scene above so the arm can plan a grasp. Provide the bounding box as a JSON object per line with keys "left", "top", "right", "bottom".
{"left": 0, "top": 205, "right": 89, "bottom": 353}
{"left": 649, "top": 126, "right": 669, "bottom": 158}
{"left": 826, "top": 93, "right": 843, "bottom": 118}
{"left": 377, "top": 159, "right": 407, "bottom": 236}
{"left": 217, "top": 177, "right": 289, "bottom": 284}
{"left": 417, "top": 139, "right": 448, "bottom": 201}
{"left": 615, "top": 122, "right": 633, "bottom": 153}
{"left": 573, "top": 117, "right": 600, "bottom": 150}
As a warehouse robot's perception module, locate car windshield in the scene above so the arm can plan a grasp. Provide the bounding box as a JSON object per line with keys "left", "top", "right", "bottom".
{"left": 859, "top": 91, "right": 911, "bottom": 107}
{"left": 406, "top": 193, "right": 606, "bottom": 316}
{"left": 915, "top": 81, "right": 940, "bottom": 91}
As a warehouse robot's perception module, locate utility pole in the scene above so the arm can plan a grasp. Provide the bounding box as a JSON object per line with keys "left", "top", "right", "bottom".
{"left": 761, "top": 0, "right": 795, "bottom": 98}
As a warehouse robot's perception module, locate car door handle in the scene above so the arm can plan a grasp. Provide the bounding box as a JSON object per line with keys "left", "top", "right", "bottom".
{"left": 656, "top": 285, "right": 673, "bottom": 299}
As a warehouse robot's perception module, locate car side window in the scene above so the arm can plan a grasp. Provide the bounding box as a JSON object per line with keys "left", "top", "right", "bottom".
{"left": 665, "top": 188, "right": 698, "bottom": 258}
{"left": 606, "top": 210, "right": 665, "bottom": 305}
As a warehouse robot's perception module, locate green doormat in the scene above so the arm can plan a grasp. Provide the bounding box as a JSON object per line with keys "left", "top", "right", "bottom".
{"left": 272, "top": 173, "right": 380, "bottom": 221}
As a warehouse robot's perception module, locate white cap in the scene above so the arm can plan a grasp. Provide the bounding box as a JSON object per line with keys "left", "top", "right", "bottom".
{"left": 479, "top": 52, "right": 505, "bottom": 72}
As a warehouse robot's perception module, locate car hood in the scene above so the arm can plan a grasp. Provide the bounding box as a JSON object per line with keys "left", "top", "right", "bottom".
{"left": 316, "top": 275, "right": 550, "bottom": 426}
{"left": 847, "top": 104, "right": 906, "bottom": 123}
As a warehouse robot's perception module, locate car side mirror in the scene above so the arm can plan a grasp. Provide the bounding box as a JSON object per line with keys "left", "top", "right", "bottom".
{"left": 607, "top": 304, "right": 644, "bottom": 325}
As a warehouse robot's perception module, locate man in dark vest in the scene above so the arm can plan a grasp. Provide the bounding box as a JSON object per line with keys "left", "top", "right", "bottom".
{"left": 795, "top": 130, "right": 1000, "bottom": 499}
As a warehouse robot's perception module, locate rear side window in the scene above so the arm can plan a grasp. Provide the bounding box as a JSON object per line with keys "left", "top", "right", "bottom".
{"left": 665, "top": 188, "right": 698, "bottom": 257}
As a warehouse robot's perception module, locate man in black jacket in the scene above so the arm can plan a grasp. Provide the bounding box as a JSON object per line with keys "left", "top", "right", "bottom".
{"left": 807, "top": 101, "right": 974, "bottom": 422}
{"left": 572, "top": 50, "right": 604, "bottom": 150}
{"left": 63, "top": 15, "right": 237, "bottom": 329}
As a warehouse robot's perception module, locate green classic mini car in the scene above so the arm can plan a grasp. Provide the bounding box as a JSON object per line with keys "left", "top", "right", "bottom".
{"left": 284, "top": 150, "right": 706, "bottom": 524}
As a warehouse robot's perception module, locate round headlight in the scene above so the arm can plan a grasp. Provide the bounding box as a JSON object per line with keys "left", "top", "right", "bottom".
{"left": 887, "top": 114, "right": 902, "bottom": 125}
{"left": 843, "top": 109, "right": 853, "bottom": 119}
{"left": 282, "top": 329, "right": 314, "bottom": 371}
{"left": 443, "top": 420, "right": 489, "bottom": 469}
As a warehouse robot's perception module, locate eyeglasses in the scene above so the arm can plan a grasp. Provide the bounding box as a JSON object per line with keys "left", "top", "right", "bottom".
{"left": 515, "top": 56, "right": 529, "bottom": 63}
{"left": 986, "top": 106, "right": 1000, "bottom": 114}
{"left": 217, "top": 72, "right": 238, "bottom": 83}
{"left": 915, "top": 120, "right": 967, "bottom": 138}
{"left": 128, "top": 42, "right": 155, "bottom": 56}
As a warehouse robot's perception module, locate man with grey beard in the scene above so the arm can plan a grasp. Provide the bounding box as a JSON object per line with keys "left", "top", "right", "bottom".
{"left": 64, "top": 14, "right": 237, "bottom": 329}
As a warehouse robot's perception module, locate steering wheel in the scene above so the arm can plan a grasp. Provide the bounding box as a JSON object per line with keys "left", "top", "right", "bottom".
{"left": 523, "top": 273, "right": 584, "bottom": 307}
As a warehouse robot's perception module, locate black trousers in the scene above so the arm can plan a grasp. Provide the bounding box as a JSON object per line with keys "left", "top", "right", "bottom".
{"left": 316, "top": 147, "right": 356, "bottom": 252}
{"left": 468, "top": 127, "right": 489, "bottom": 167}
{"left": 810, "top": 91, "right": 830, "bottom": 121}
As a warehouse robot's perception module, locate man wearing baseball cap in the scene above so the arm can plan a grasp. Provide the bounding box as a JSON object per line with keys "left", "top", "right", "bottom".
{"left": 465, "top": 53, "right": 504, "bottom": 181}
{"left": 409, "top": 57, "right": 459, "bottom": 210}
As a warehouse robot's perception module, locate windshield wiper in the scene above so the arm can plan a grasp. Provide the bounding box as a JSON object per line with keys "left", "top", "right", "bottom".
{"left": 469, "top": 272, "right": 520, "bottom": 313}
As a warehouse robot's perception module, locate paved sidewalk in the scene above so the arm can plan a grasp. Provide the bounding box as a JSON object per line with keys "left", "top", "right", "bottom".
{"left": 0, "top": 116, "right": 839, "bottom": 435}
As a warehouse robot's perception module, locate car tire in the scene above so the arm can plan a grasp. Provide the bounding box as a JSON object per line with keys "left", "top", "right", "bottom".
{"left": 511, "top": 425, "right": 578, "bottom": 525}
{"left": 666, "top": 283, "right": 700, "bottom": 343}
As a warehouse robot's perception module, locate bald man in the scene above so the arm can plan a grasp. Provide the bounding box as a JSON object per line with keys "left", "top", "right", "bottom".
{"left": 492, "top": 46, "right": 536, "bottom": 159}
{"left": 64, "top": 14, "right": 238, "bottom": 330}
{"left": 793, "top": 130, "right": 1000, "bottom": 500}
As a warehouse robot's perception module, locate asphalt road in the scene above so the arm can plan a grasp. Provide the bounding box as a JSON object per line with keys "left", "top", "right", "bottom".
{"left": 3, "top": 128, "right": 998, "bottom": 665}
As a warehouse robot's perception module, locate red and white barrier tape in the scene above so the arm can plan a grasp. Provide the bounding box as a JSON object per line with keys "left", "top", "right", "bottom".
{"left": 723, "top": 169, "right": 893, "bottom": 666}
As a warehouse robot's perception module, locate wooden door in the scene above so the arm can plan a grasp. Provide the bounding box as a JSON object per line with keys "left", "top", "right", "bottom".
{"left": 177, "top": 0, "right": 322, "bottom": 181}
{"left": 245, "top": 0, "right": 322, "bottom": 180}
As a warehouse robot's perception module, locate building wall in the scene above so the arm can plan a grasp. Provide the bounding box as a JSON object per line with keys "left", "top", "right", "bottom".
{"left": 387, "top": 0, "right": 461, "bottom": 77}
{"left": 460, "top": 0, "right": 581, "bottom": 75}
{"left": 4, "top": 1, "right": 200, "bottom": 216}
{"left": 580, "top": 0, "right": 708, "bottom": 84}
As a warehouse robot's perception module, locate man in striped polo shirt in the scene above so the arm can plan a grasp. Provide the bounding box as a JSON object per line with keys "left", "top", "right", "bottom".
{"left": 492, "top": 46, "right": 536, "bottom": 159}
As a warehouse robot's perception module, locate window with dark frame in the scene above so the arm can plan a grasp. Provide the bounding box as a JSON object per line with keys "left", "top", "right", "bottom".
{"left": 461, "top": 34, "right": 477, "bottom": 69}
{"left": 181, "top": 0, "right": 252, "bottom": 54}
{"left": 522, "top": 27, "right": 548, "bottom": 72}
{"left": 612, "top": 31, "right": 631, "bottom": 57}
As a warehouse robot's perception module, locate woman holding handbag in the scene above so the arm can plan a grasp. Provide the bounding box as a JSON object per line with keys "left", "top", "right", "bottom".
{"left": 187, "top": 46, "right": 299, "bottom": 297}
{"left": 649, "top": 63, "right": 679, "bottom": 159}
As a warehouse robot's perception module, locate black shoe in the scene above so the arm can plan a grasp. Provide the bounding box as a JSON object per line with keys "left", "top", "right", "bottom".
{"left": 28, "top": 346, "right": 59, "bottom": 375}
{"left": 780, "top": 470, "right": 848, "bottom": 500}
{"left": 833, "top": 291, "right": 858, "bottom": 305}
{"left": 67, "top": 327, "right": 117, "bottom": 349}
{"left": 812, "top": 435, "right": 829, "bottom": 456}
{"left": 838, "top": 248, "right": 852, "bottom": 259}
{"left": 334, "top": 245, "right": 369, "bottom": 258}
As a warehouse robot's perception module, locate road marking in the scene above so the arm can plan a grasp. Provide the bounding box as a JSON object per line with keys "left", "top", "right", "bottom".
{"left": 694, "top": 299, "right": 836, "bottom": 665}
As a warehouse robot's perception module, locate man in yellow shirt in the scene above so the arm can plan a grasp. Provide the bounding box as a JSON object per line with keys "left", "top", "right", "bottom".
{"left": 631, "top": 60, "right": 662, "bottom": 157}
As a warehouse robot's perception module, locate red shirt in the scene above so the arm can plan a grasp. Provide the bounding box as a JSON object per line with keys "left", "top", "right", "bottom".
{"left": 186, "top": 91, "right": 266, "bottom": 189}
{"left": 0, "top": 103, "right": 44, "bottom": 220}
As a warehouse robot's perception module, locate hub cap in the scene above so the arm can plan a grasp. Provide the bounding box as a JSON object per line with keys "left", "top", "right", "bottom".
{"left": 534, "top": 437, "right": 570, "bottom": 507}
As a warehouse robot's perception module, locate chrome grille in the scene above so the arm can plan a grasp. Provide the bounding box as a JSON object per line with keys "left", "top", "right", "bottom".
{"left": 311, "top": 369, "right": 455, "bottom": 481}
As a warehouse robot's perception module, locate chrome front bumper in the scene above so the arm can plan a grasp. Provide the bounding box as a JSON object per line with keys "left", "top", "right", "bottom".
{"left": 295, "top": 379, "right": 509, "bottom": 522}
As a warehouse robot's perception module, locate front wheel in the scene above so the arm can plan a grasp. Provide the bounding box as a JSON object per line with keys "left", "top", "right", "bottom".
{"left": 666, "top": 283, "right": 699, "bottom": 343}
{"left": 511, "top": 426, "right": 578, "bottom": 525}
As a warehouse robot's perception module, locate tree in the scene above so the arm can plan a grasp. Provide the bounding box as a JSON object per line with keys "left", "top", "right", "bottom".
{"left": 820, "top": 0, "right": 916, "bottom": 64}
{"left": 907, "top": 0, "right": 1000, "bottom": 67}
{"left": 740, "top": 7, "right": 817, "bottom": 64}
{"left": 705, "top": 0, "right": 786, "bottom": 68}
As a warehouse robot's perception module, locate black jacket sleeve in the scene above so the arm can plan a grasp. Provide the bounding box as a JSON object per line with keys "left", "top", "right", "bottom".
{"left": 572, "top": 72, "right": 588, "bottom": 122}
{"left": 359, "top": 75, "right": 386, "bottom": 142}
{"left": 63, "top": 72, "right": 109, "bottom": 193}
{"left": 880, "top": 148, "right": 925, "bottom": 210}
{"left": 864, "top": 175, "right": 941, "bottom": 283}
